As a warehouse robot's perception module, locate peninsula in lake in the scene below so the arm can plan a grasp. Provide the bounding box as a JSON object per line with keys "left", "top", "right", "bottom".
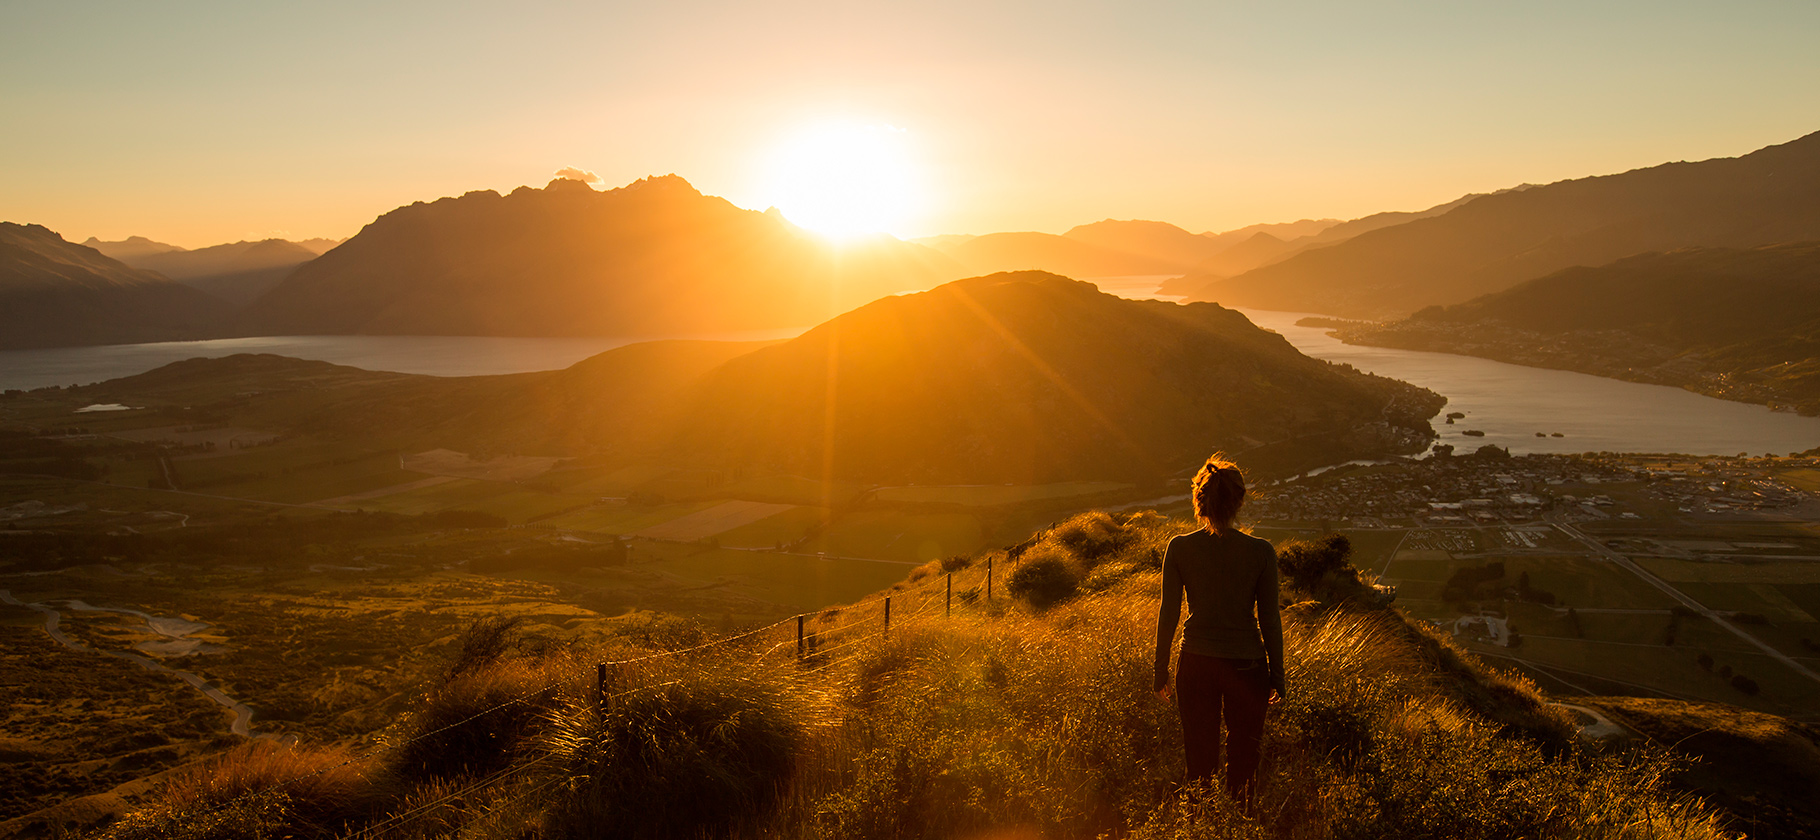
{"left": 1325, "top": 241, "right": 1820, "bottom": 414}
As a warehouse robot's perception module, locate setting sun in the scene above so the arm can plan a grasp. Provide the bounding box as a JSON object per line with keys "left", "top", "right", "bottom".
{"left": 760, "top": 122, "right": 926, "bottom": 240}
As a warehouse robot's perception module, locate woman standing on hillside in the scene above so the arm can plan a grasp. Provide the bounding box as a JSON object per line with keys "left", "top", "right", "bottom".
{"left": 1154, "top": 455, "right": 1285, "bottom": 809}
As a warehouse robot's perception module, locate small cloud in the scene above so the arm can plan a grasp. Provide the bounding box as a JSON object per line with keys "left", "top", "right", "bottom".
{"left": 554, "top": 167, "right": 601, "bottom": 184}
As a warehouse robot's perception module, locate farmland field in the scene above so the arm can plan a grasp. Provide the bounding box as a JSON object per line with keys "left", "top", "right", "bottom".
{"left": 803, "top": 510, "right": 984, "bottom": 563}
{"left": 634, "top": 501, "right": 799, "bottom": 541}
{"left": 874, "top": 481, "right": 1131, "bottom": 507}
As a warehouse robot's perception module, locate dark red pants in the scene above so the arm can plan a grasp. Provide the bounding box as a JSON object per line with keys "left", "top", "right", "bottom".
{"left": 1175, "top": 652, "right": 1269, "bottom": 805}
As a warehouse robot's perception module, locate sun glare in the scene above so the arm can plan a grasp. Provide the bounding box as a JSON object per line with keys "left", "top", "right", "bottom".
{"left": 762, "top": 122, "right": 926, "bottom": 241}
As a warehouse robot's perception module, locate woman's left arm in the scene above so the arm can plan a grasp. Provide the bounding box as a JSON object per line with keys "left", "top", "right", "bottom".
{"left": 1257, "top": 545, "right": 1286, "bottom": 702}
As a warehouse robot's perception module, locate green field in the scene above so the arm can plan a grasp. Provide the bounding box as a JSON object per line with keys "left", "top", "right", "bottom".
{"left": 1380, "top": 552, "right": 1678, "bottom": 612}
{"left": 168, "top": 442, "right": 418, "bottom": 505}
{"left": 874, "top": 481, "right": 1131, "bottom": 507}
{"left": 716, "top": 474, "right": 871, "bottom": 507}
{"left": 349, "top": 478, "right": 597, "bottom": 524}
{"left": 95, "top": 455, "right": 163, "bottom": 489}
{"left": 1674, "top": 582, "right": 1817, "bottom": 623}
{"left": 1635, "top": 556, "right": 1820, "bottom": 585}
{"left": 803, "top": 510, "right": 984, "bottom": 563}
{"left": 1775, "top": 467, "right": 1820, "bottom": 492}
{"left": 550, "top": 463, "right": 676, "bottom": 495}
{"left": 1495, "top": 635, "right": 1817, "bottom": 716}
{"left": 716, "top": 506, "right": 830, "bottom": 549}
{"left": 536, "top": 500, "right": 724, "bottom": 534}
{"left": 654, "top": 548, "right": 914, "bottom": 612}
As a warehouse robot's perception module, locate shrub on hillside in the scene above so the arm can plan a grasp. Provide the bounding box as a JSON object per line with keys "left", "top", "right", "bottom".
{"left": 446, "top": 615, "right": 526, "bottom": 680}
{"left": 385, "top": 655, "right": 566, "bottom": 782}
{"left": 1004, "top": 512, "right": 1177, "bottom": 611}
{"left": 1008, "top": 548, "right": 1080, "bottom": 610}
{"left": 1277, "top": 534, "right": 1361, "bottom": 598}
{"left": 540, "top": 659, "right": 798, "bottom": 839}
{"left": 1049, "top": 510, "right": 1131, "bottom": 566}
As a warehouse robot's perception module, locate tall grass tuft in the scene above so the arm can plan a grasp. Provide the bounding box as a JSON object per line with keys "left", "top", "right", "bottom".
{"left": 96, "top": 741, "right": 386, "bottom": 840}
{"left": 538, "top": 656, "right": 801, "bottom": 839}
{"left": 384, "top": 653, "right": 570, "bottom": 782}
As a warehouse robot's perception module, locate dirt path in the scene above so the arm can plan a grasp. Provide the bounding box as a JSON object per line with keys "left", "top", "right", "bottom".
{"left": 0, "top": 589, "right": 256, "bottom": 737}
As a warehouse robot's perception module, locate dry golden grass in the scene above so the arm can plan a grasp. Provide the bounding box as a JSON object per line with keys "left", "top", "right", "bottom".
{"left": 101, "top": 511, "right": 1743, "bottom": 840}
{"left": 96, "top": 741, "right": 386, "bottom": 840}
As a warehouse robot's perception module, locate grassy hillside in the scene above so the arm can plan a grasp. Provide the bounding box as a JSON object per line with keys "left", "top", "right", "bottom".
{"left": 0, "top": 223, "right": 229, "bottom": 350}
{"left": 1186, "top": 130, "right": 1820, "bottom": 319}
{"left": 1332, "top": 242, "right": 1820, "bottom": 413}
{"left": 237, "top": 175, "right": 961, "bottom": 338}
{"left": 93, "top": 512, "right": 1745, "bottom": 840}
{"left": 664, "top": 272, "right": 1443, "bottom": 483}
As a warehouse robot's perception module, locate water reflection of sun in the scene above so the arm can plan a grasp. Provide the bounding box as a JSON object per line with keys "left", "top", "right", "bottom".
{"left": 759, "top": 121, "right": 927, "bottom": 241}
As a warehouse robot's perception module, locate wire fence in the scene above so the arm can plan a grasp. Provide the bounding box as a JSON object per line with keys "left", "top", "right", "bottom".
{"left": 169, "top": 553, "right": 1013, "bottom": 836}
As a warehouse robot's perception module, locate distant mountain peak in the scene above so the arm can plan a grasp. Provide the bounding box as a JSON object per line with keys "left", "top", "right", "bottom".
{"left": 544, "top": 177, "right": 597, "bottom": 193}
{"left": 620, "top": 173, "right": 700, "bottom": 195}
{"left": 80, "top": 234, "right": 186, "bottom": 255}
{"left": 238, "top": 174, "right": 962, "bottom": 338}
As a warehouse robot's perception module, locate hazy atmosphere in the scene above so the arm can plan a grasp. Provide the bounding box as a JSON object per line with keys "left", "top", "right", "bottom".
{"left": 5, "top": 0, "right": 1817, "bottom": 244}
{"left": 4, "top": 2, "right": 1820, "bottom": 839}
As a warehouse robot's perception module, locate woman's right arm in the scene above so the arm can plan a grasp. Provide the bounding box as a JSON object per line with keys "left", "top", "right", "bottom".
{"left": 1154, "top": 537, "right": 1183, "bottom": 693}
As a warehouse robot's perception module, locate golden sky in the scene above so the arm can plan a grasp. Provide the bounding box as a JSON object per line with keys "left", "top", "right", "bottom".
{"left": 3, "top": 0, "right": 1816, "bottom": 247}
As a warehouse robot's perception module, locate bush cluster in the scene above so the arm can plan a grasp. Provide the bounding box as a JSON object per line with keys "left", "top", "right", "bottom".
{"left": 1004, "top": 511, "right": 1170, "bottom": 610}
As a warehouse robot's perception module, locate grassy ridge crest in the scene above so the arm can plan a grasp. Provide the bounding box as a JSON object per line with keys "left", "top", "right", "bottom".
{"left": 99, "top": 512, "right": 1734, "bottom": 839}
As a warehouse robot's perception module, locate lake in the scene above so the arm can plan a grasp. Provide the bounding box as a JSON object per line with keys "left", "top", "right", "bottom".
{"left": 1237, "top": 308, "right": 1820, "bottom": 457}
{"left": 0, "top": 329, "right": 804, "bottom": 392}
{"left": 4, "top": 286, "right": 1817, "bottom": 457}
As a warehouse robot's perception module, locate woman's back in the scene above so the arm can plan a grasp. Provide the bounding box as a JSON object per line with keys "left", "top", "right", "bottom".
{"left": 1160, "top": 529, "right": 1279, "bottom": 661}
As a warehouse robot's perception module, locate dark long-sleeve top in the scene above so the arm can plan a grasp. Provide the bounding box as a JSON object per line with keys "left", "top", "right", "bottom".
{"left": 1154, "top": 528, "right": 1285, "bottom": 690}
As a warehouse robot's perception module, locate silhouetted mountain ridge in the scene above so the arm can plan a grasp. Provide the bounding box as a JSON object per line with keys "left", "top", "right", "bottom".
{"left": 1189, "top": 131, "right": 1820, "bottom": 318}
{"left": 238, "top": 176, "right": 961, "bottom": 337}
{"left": 0, "top": 223, "right": 228, "bottom": 350}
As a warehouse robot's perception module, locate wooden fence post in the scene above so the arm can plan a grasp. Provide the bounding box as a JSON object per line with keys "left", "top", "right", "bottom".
{"left": 796, "top": 614, "right": 805, "bottom": 660}
{"left": 987, "top": 557, "right": 993, "bottom": 601}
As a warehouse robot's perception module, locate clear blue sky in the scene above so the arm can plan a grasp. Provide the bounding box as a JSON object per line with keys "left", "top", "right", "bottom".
{"left": 3, "top": 0, "right": 1815, "bottom": 245}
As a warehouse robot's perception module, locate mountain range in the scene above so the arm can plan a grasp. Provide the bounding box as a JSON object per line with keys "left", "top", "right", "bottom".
{"left": 1184, "top": 131, "right": 1820, "bottom": 318}
{"left": 0, "top": 224, "right": 229, "bottom": 351}
{"left": 237, "top": 176, "right": 962, "bottom": 338}
{"left": 916, "top": 217, "right": 1345, "bottom": 280}
{"left": 13, "top": 130, "right": 1820, "bottom": 353}
{"left": 1328, "top": 241, "right": 1820, "bottom": 413}
{"left": 87, "top": 237, "right": 328, "bottom": 305}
